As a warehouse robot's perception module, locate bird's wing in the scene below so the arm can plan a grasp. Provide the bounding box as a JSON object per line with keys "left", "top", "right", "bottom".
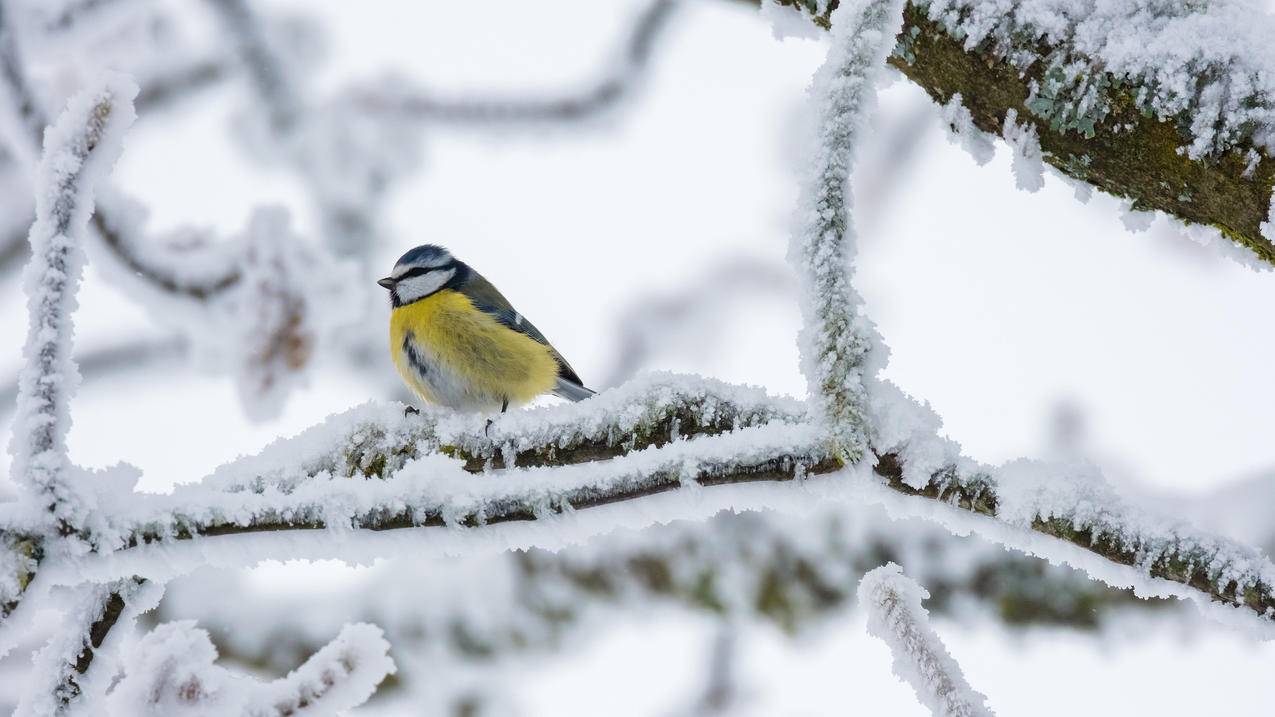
{"left": 458, "top": 272, "right": 588, "bottom": 388}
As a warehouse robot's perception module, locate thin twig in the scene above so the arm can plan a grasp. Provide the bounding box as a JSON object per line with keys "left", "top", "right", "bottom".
{"left": 359, "top": 0, "right": 677, "bottom": 124}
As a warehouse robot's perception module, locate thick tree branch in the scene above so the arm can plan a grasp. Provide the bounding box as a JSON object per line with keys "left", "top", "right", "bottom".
{"left": 767, "top": 0, "right": 1275, "bottom": 264}
{"left": 158, "top": 508, "right": 1160, "bottom": 687}
{"left": 0, "top": 376, "right": 1260, "bottom": 630}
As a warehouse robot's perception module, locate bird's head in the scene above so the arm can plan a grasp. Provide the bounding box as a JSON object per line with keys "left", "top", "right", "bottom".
{"left": 377, "top": 244, "right": 466, "bottom": 307}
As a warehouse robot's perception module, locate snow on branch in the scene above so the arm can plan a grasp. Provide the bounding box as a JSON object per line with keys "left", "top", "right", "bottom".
{"left": 859, "top": 563, "right": 995, "bottom": 717}
{"left": 765, "top": 0, "right": 1275, "bottom": 265}
{"left": 203, "top": 0, "right": 300, "bottom": 134}
{"left": 0, "top": 370, "right": 1263, "bottom": 633}
{"left": 94, "top": 375, "right": 828, "bottom": 548}
{"left": 15, "top": 577, "right": 145, "bottom": 717}
{"left": 160, "top": 508, "right": 1159, "bottom": 689}
{"left": 0, "top": 6, "right": 246, "bottom": 298}
{"left": 0, "top": 534, "right": 38, "bottom": 621}
{"left": 867, "top": 383, "right": 1275, "bottom": 631}
{"left": 108, "top": 621, "right": 395, "bottom": 716}
{"left": 9, "top": 75, "right": 136, "bottom": 534}
{"left": 203, "top": 0, "right": 419, "bottom": 266}
{"left": 790, "top": 0, "right": 902, "bottom": 462}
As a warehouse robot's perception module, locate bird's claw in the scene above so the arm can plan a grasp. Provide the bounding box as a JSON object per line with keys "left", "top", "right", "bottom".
{"left": 484, "top": 418, "right": 494, "bottom": 437}
{"left": 404, "top": 405, "right": 420, "bottom": 417}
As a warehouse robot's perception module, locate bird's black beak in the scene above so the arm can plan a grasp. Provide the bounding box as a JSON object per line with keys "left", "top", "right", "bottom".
{"left": 376, "top": 277, "right": 395, "bottom": 290}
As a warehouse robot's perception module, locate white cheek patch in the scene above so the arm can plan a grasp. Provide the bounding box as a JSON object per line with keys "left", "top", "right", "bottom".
{"left": 395, "top": 268, "right": 456, "bottom": 304}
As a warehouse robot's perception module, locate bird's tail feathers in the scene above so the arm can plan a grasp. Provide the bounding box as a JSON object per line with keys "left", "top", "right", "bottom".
{"left": 553, "top": 377, "right": 596, "bottom": 402}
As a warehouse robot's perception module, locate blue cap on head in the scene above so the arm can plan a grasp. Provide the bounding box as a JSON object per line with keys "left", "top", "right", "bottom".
{"left": 394, "top": 244, "right": 452, "bottom": 270}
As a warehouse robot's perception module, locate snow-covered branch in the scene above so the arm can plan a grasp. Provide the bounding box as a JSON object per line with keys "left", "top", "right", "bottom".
{"left": 790, "top": 0, "right": 901, "bottom": 461}
{"left": 93, "top": 375, "right": 828, "bottom": 547}
{"left": 3, "top": 371, "right": 1260, "bottom": 628}
{"left": 203, "top": 0, "right": 300, "bottom": 134}
{"left": 869, "top": 440, "right": 1275, "bottom": 627}
{"left": 859, "top": 563, "right": 995, "bottom": 717}
{"left": 9, "top": 75, "right": 136, "bottom": 534}
{"left": 108, "top": 621, "right": 395, "bottom": 716}
{"left": 15, "top": 577, "right": 145, "bottom": 717}
{"left": 764, "top": 0, "right": 1275, "bottom": 265}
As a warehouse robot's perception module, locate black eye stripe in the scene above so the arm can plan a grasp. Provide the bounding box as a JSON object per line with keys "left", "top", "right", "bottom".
{"left": 395, "top": 263, "right": 452, "bottom": 281}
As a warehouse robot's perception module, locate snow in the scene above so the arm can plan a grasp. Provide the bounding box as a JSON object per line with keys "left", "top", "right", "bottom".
{"left": 859, "top": 375, "right": 1275, "bottom": 635}
{"left": 920, "top": 0, "right": 1275, "bottom": 158}
{"left": 0, "top": 545, "right": 25, "bottom": 615}
{"left": 759, "top": 0, "right": 823, "bottom": 41}
{"left": 13, "top": 578, "right": 148, "bottom": 717}
{"left": 149, "top": 493, "right": 1156, "bottom": 708}
{"left": 444, "top": 372, "right": 807, "bottom": 467}
{"left": 8, "top": 73, "right": 136, "bottom": 531}
{"left": 1178, "top": 220, "right": 1272, "bottom": 271}
{"left": 108, "top": 621, "right": 394, "bottom": 716}
{"left": 866, "top": 380, "right": 969, "bottom": 491}
{"left": 939, "top": 94, "right": 994, "bottom": 166}
{"left": 789, "top": 0, "right": 903, "bottom": 460}
{"left": 1000, "top": 109, "right": 1043, "bottom": 192}
{"left": 1262, "top": 192, "right": 1275, "bottom": 245}
{"left": 1243, "top": 149, "right": 1262, "bottom": 178}
{"left": 859, "top": 563, "right": 995, "bottom": 717}
{"left": 265, "top": 622, "right": 396, "bottom": 716}
{"left": 994, "top": 457, "right": 1275, "bottom": 621}
{"left": 1119, "top": 203, "right": 1156, "bottom": 233}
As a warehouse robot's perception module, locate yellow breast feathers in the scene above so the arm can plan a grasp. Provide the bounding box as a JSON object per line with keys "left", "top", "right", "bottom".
{"left": 389, "top": 290, "right": 560, "bottom": 409}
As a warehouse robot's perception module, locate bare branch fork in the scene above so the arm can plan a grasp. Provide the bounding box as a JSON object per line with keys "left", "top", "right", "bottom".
{"left": 4, "top": 0, "right": 1275, "bottom": 713}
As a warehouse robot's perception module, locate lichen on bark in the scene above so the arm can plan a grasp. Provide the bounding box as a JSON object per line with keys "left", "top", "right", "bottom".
{"left": 769, "top": 0, "right": 1275, "bottom": 264}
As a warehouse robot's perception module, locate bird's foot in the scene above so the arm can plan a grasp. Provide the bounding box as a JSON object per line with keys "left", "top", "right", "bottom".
{"left": 484, "top": 418, "right": 494, "bottom": 437}
{"left": 404, "top": 405, "right": 420, "bottom": 417}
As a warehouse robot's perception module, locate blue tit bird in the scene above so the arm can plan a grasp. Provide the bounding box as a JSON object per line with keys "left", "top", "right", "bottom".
{"left": 377, "top": 244, "right": 595, "bottom": 414}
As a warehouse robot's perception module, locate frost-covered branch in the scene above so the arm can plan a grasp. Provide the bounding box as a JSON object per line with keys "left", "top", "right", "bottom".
{"left": 765, "top": 0, "right": 1275, "bottom": 264}
{"left": 15, "top": 578, "right": 144, "bottom": 717}
{"left": 4, "top": 372, "right": 1255, "bottom": 627}
{"left": 203, "top": 0, "right": 300, "bottom": 134}
{"left": 0, "top": 5, "right": 246, "bottom": 298}
{"left": 859, "top": 564, "right": 995, "bottom": 717}
{"left": 203, "top": 0, "right": 413, "bottom": 266}
{"left": 790, "top": 0, "right": 902, "bottom": 461}
{"left": 872, "top": 390, "right": 1275, "bottom": 625}
{"left": 90, "top": 375, "right": 828, "bottom": 546}
{"left": 9, "top": 76, "right": 136, "bottom": 534}
{"left": 108, "top": 621, "right": 394, "bottom": 716}
{"left": 361, "top": 0, "right": 677, "bottom": 126}
{"left": 155, "top": 506, "right": 1153, "bottom": 689}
